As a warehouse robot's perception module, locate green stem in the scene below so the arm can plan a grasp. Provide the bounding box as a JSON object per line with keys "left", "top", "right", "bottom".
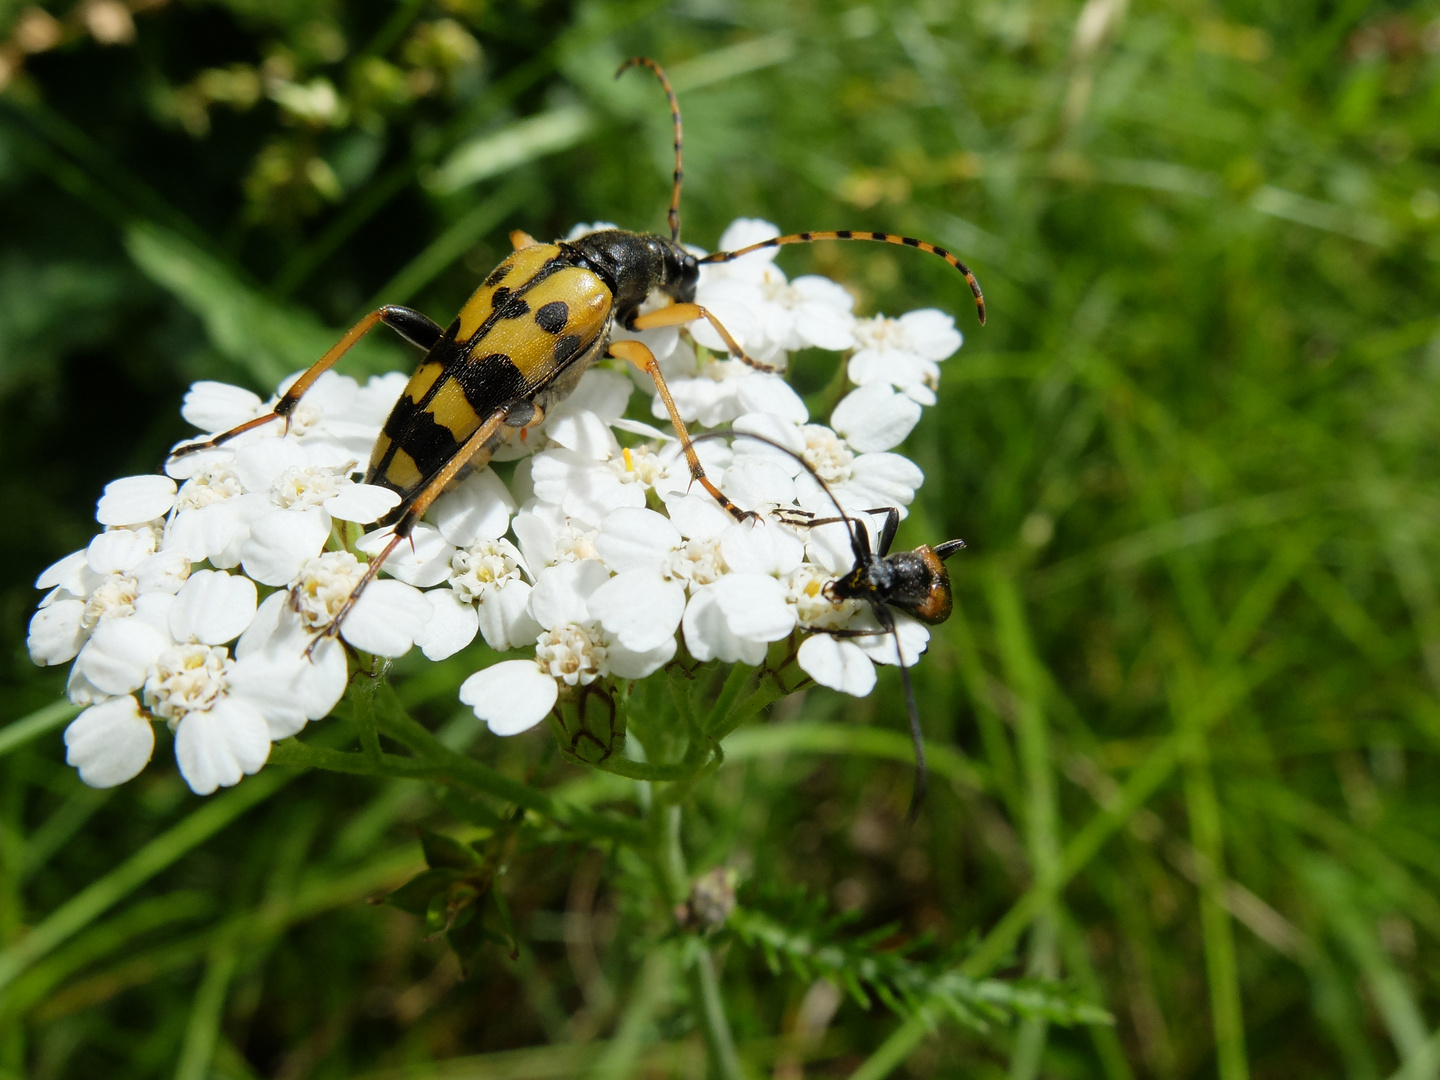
{"left": 709, "top": 676, "right": 784, "bottom": 742}
{"left": 0, "top": 700, "right": 79, "bottom": 759}
{"left": 688, "top": 948, "right": 747, "bottom": 1080}
{"left": 172, "top": 942, "right": 239, "bottom": 1080}
{"left": 269, "top": 737, "right": 645, "bottom": 845}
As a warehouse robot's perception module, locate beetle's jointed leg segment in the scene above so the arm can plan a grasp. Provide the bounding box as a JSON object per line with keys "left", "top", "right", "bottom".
{"left": 169, "top": 305, "right": 443, "bottom": 461}
{"left": 607, "top": 339, "right": 755, "bottom": 523}
{"left": 629, "top": 302, "right": 778, "bottom": 373}
{"left": 306, "top": 403, "right": 514, "bottom": 657}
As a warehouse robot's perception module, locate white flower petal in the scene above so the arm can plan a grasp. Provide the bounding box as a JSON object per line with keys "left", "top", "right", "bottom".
{"left": 588, "top": 571, "right": 685, "bottom": 653}
{"left": 96, "top": 475, "right": 178, "bottom": 527}
{"left": 555, "top": 367, "right": 632, "bottom": 423}
{"left": 721, "top": 521, "right": 805, "bottom": 576}
{"left": 36, "top": 550, "right": 89, "bottom": 592}
{"left": 899, "top": 308, "right": 963, "bottom": 360}
{"left": 605, "top": 634, "right": 676, "bottom": 679}
{"left": 806, "top": 519, "right": 863, "bottom": 575}
{"left": 325, "top": 483, "right": 401, "bottom": 524}
{"left": 831, "top": 384, "right": 923, "bottom": 453}
{"left": 798, "top": 635, "right": 877, "bottom": 697}
{"left": 712, "top": 573, "right": 796, "bottom": 642}
{"left": 595, "top": 507, "right": 680, "bottom": 573}
{"left": 133, "top": 592, "right": 176, "bottom": 635}
{"left": 87, "top": 529, "right": 156, "bottom": 575}
{"left": 844, "top": 453, "right": 924, "bottom": 509}
{"left": 342, "top": 579, "right": 432, "bottom": 657}
{"left": 232, "top": 438, "right": 312, "bottom": 493}
{"left": 848, "top": 349, "right": 931, "bottom": 394}
{"left": 529, "top": 560, "right": 610, "bottom": 630}
{"left": 353, "top": 372, "right": 410, "bottom": 426}
{"left": 174, "top": 698, "right": 271, "bottom": 795}
{"left": 686, "top": 292, "right": 760, "bottom": 354}
{"left": 64, "top": 697, "right": 154, "bottom": 788}
{"left": 28, "top": 599, "right": 87, "bottom": 666}
{"left": 732, "top": 413, "right": 807, "bottom": 461}
{"left": 430, "top": 469, "right": 516, "bottom": 546}
{"left": 182, "top": 381, "right": 263, "bottom": 433}
{"left": 511, "top": 511, "right": 557, "bottom": 571}
{"left": 169, "top": 570, "right": 257, "bottom": 645}
{"left": 357, "top": 524, "right": 455, "bottom": 588}
{"left": 67, "top": 664, "right": 109, "bottom": 707}
{"left": 165, "top": 447, "right": 237, "bottom": 482}
{"left": 229, "top": 634, "right": 347, "bottom": 738}
{"left": 460, "top": 660, "right": 558, "bottom": 736}
{"left": 416, "top": 588, "right": 481, "bottom": 661}
{"left": 715, "top": 218, "right": 782, "bottom": 259}
{"left": 531, "top": 448, "right": 646, "bottom": 526}
{"left": 132, "top": 550, "right": 192, "bottom": 596}
{"left": 682, "top": 585, "right": 769, "bottom": 665}
{"left": 76, "top": 618, "right": 171, "bottom": 696}
{"left": 546, "top": 409, "right": 619, "bottom": 459}
{"left": 165, "top": 501, "right": 244, "bottom": 563}
{"left": 856, "top": 614, "right": 932, "bottom": 667}
{"left": 735, "top": 375, "right": 808, "bottom": 424}
{"left": 240, "top": 507, "right": 331, "bottom": 587}
{"left": 663, "top": 491, "right": 736, "bottom": 542}
{"left": 476, "top": 581, "right": 540, "bottom": 652}
{"left": 611, "top": 417, "right": 673, "bottom": 441}
{"left": 719, "top": 459, "right": 796, "bottom": 510}
{"left": 236, "top": 592, "right": 287, "bottom": 658}
{"left": 294, "top": 369, "right": 358, "bottom": 413}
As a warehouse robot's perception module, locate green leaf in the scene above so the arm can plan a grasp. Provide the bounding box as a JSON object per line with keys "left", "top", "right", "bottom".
{"left": 123, "top": 221, "right": 406, "bottom": 389}
{"left": 384, "top": 868, "right": 464, "bottom": 916}
{"left": 420, "top": 830, "right": 481, "bottom": 870}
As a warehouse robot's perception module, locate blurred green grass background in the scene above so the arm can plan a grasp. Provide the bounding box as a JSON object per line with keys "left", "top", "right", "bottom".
{"left": 4, "top": 0, "right": 1440, "bottom": 1076}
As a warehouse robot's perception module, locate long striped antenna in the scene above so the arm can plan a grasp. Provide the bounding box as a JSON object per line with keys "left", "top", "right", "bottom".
{"left": 700, "top": 229, "right": 986, "bottom": 325}
{"left": 616, "top": 57, "right": 684, "bottom": 242}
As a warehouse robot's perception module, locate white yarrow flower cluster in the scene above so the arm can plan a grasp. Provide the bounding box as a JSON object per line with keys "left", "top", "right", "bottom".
{"left": 28, "top": 219, "right": 966, "bottom": 791}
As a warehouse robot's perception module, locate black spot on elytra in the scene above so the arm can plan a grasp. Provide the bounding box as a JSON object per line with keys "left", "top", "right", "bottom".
{"left": 484, "top": 265, "right": 508, "bottom": 287}
{"left": 534, "top": 300, "right": 569, "bottom": 334}
{"left": 554, "top": 334, "right": 583, "bottom": 363}
{"left": 494, "top": 289, "right": 531, "bottom": 320}
{"left": 455, "top": 353, "right": 529, "bottom": 417}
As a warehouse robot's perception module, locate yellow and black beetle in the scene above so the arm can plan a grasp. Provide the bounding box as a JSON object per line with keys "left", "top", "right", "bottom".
{"left": 170, "top": 58, "right": 985, "bottom": 650}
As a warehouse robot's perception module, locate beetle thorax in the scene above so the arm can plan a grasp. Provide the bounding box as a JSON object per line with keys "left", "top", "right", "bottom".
{"left": 560, "top": 229, "right": 698, "bottom": 319}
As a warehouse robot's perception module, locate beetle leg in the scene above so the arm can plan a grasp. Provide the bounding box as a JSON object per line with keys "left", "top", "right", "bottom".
{"left": 169, "top": 305, "right": 444, "bottom": 462}
{"left": 629, "top": 302, "right": 778, "bottom": 373}
{"left": 306, "top": 403, "right": 512, "bottom": 657}
{"left": 510, "top": 229, "right": 539, "bottom": 250}
{"left": 606, "top": 339, "right": 756, "bottom": 523}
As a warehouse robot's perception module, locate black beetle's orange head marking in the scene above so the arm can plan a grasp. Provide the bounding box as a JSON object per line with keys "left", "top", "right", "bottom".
{"left": 561, "top": 229, "right": 699, "bottom": 314}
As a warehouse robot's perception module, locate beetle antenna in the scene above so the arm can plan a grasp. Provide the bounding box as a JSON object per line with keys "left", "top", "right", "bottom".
{"left": 700, "top": 230, "right": 985, "bottom": 325}
{"left": 616, "top": 57, "right": 684, "bottom": 242}
{"left": 876, "top": 604, "right": 928, "bottom": 819}
{"left": 693, "top": 428, "right": 865, "bottom": 557}
{"left": 934, "top": 538, "right": 967, "bottom": 560}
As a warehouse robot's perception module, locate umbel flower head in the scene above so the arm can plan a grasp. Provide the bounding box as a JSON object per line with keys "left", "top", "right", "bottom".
{"left": 27, "top": 218, "right": 967, "bottom": 794}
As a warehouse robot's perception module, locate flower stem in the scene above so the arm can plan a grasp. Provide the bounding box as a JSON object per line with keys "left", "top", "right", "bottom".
{"left": 688, "top": 946, "right": 748, "bottom": 1080}
{"left": 709, "top": 675, "right": 785, "bottom": 742}
{"left": 647, "top": 792, "right": 747, "bottom": 1080}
